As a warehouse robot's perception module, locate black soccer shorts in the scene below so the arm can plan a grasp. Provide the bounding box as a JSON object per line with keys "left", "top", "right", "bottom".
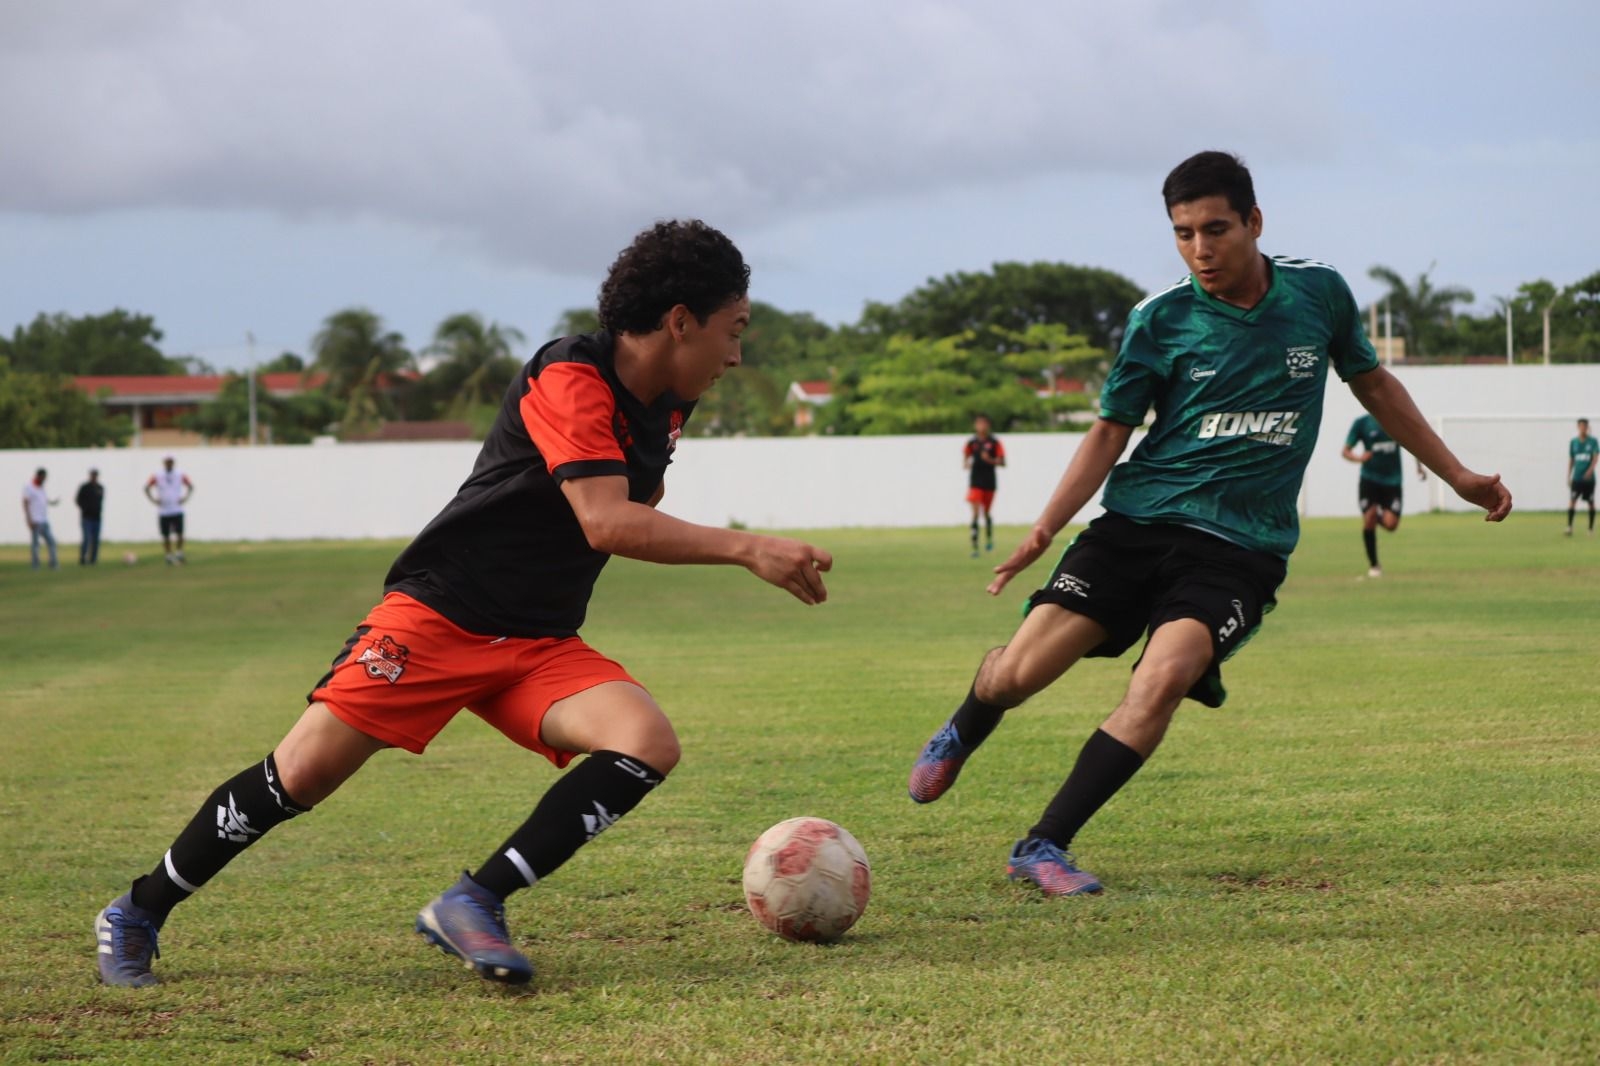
{"left": 1572, "top": 477, "right": 1596, "bottom": 504}
{"left": 1026, "top": 512, "right": 1288, "bottom": 708}
{"left": 1358, "top": 478, "right": 1402, "bottom": 516}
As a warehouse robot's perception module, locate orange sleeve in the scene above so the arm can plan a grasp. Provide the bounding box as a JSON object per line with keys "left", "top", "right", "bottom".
{"left": 993, "top": 440, "right": 1006, "bottom": 459}
{"left": 519, "top": 362, "right": 625, "bottom": 479}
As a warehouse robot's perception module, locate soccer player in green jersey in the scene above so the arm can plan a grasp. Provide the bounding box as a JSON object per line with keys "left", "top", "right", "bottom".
{"left": 1341, "top": 413, "right": 1426, "bottom": 576}
{"left": 1567, "top": 417, "right": 1597, "bottom": 536}
{"left": 908, "top": 151, "right": 1512, "bottom": 897}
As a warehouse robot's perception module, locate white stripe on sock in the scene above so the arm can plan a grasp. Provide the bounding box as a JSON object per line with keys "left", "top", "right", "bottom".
{"left": 164, "top": 849, "right": 202, "bottom": 894}
{"left": 505, "top": 847, "right": 538, "bottom": 888}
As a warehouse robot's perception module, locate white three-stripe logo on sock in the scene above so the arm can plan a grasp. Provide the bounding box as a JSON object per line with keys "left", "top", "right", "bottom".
{"left": 216, "top": 791, "right": 260, "bottom": 843}
{"left": 581, "top": 801, "right": 619, "bottom": 841}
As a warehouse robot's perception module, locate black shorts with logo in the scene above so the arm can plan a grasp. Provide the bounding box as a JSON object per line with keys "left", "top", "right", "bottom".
{"left": 1025, "top": 512, "right": 1288, "bottom": 708}
{"left": 1572, "top": 476, "right": 1596, "bottom": 504}
{"left": 1358, "top": 478, "right": 1402, "bottom": 515}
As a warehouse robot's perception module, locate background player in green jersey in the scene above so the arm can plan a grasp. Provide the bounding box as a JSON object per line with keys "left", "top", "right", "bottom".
{"left": 1567, "top": 417, "right": 1597, "bottom": 536}
{"left": 908, "top": 150, "right": 1512, "bottom": 897}
{"left": 1342, "top": 412, "right": 1426, "bottom": 577}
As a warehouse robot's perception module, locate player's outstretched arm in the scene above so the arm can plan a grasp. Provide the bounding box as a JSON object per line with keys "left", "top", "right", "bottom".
{"left": 561, "top": 475, "right": 831, "bottom": 605}
{"left": 988, "top": 418, "right": 1133, "bottom": 595}
{"left": 1348, "top": 367, "right": 1512, "bottom": 521}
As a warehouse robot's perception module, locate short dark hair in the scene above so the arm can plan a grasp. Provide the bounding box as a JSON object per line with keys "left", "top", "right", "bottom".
{"left": 35, "top": 467, "right": 46, "bottom": 479}
{"left": 597, "top": 220, "right": 750, "bottom": 335}
{"left": 1162, "top": 151, "right": 1257, "bottom": 221}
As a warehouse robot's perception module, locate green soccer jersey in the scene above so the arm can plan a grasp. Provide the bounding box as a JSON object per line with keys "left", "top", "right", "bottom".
{"left": 1099, "top": 256, "right": 1379, "bottom": 558}
{"left": 1346, "top": 413, "right": 1403, "bottom": 487}
{"left": 1571, "top": 436, "right": 1598, "bottom": 484}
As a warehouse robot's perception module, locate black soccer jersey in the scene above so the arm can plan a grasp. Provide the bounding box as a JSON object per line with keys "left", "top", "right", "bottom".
{"left": 385, "top": 332, "right": 693, "bottom": 638}
{"left": 965, "top": 436, "right": 1004, "bottom": 491}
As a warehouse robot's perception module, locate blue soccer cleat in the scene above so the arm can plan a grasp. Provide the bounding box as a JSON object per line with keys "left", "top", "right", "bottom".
{"left": 1006, "top": 837, "right": 1103, "bottom": 896}
{"left": 96, "top": 893, "right": 161, "bottom": 987}
{"left": 415, "top": 873, "right": 534, "bottom": 985}
{"left": 908, "top": 718, "right": 978, "bottom": 804}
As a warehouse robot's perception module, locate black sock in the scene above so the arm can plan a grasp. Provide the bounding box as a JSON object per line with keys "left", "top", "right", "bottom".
{"left": 951, "top": 684, "right": 1009, "bottom": 748}
{"left": 1028, "top": 729, "right": 1145, "bottom": 849}
{"left": 1362, "top": 528, "right": 1378, "bottom": 566}
{"left": 129, "top": 753, "right": 311, "bottom": 922}
{"left": 1590, "top": 508, "right": 1596, "bottom": 531}
{"left": 969, "top": 520, "right": 979, "bottom": 549}
{"left": 1567, "top": 507, "right": 1575, "bottom": 528}
{"left": 471, "top": 751, "right": 665, "bottom": 900}
{"left": 984, "top": 516, "right": 993, "bottom": 542}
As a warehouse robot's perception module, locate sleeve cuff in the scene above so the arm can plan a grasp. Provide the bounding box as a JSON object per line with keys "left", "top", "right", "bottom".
{"left": 551, "top": 458, "right": 630, "bottom": 483}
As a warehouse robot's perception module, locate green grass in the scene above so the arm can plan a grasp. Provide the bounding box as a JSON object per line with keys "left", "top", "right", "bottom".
{"left": 1, "top": 516, "right": 1596, "bottom": 1064}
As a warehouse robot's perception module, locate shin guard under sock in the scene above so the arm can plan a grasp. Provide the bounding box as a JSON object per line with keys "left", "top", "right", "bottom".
{"left": 1028, "top": 729, "right": 1145, "bottom": 849}
{"left": 130, "top": 752, "right": 311, "bottom": 921}
{"left": 471, "top": 751, "right": 666, "bottom": 900}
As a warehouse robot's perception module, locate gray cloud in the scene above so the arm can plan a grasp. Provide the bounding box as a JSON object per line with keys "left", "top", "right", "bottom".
{"left": 0, "top": 1, "right": 1344, "bottom": 274}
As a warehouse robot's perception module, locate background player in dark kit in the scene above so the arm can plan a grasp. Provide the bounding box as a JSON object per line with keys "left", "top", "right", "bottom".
{"left": 964, "top": 414, "right": 1006, "bottom": 556}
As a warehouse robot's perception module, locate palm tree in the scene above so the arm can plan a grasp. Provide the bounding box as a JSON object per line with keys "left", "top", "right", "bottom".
{"left": 425, "top": 313, "right": 525, "bottom": 414}
{"left": 311, "top": 309, "right": 413, "bottom": 433}
{"left": 1367, "top": 264, "right": 1474, "bottom": 359}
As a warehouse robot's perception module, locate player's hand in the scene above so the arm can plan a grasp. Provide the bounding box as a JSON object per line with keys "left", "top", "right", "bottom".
{"left": 1452, "top": 471, "right": 1512, "bottom": 522}
{"left": 987, "top": 525, "right": 1053, "bottom": 596}
{"left": 747, "top": 536, "right": 832, "bottom": 604}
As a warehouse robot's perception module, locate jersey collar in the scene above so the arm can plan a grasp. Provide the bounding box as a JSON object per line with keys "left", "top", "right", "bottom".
{"left": 1190, "top": 255, "right": 1278, "bottom": 322}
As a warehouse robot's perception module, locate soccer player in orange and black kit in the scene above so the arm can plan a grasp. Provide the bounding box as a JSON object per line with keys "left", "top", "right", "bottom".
{"left": 94, "top": 220, "right": 832, "bottom": 988}
{"left": 964, "top": 414, "right": 1006, "bottom": 556}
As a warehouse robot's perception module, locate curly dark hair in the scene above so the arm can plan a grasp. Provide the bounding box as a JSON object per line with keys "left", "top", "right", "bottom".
{"left": 1162, "top": 151, "right": 1256, "bottom": 222}
{"left": 597, "top": 220, "right": 750, "bottom": 334}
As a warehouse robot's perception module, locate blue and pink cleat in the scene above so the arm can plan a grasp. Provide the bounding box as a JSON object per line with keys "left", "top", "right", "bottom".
{"left": 1006, "top": 837, "right": 1103, "bottom": 896}
{"left": 908, "top": 718, "right": 977, "bottom": 804}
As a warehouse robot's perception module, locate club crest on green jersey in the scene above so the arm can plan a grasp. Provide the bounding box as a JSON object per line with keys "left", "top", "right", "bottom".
{"left": 1286, "top": 346, "right": 1320, "bottom": 379}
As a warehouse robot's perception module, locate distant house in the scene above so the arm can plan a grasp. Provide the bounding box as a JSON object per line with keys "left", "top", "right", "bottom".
{"left": 72, "top": 373, "right": 328, "bottom": 448}
{"left": 787, "top": 379, "right": 833, "bottom": 430}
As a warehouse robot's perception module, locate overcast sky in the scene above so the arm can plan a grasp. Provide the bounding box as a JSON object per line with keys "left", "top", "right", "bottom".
{"left": 2, "top": 0, "right": 1595, "bottom": 371}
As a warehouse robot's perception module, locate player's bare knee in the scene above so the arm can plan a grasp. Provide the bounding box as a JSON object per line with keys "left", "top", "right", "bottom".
{"left": 974, "top": 646, "right": 1036, "bottom": 707}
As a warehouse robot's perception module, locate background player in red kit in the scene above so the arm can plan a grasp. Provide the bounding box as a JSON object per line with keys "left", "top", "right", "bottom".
{"left": 964, "top": 414, "right": 1006, "bottom": 556}
{"left": 94, "top": 220, "right": 832, "bottom": 988}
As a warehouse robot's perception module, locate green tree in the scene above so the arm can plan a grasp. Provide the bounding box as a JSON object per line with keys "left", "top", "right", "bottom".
{"left": 1556, "top": 270, "right": 1600, "bottom": 360}
{"left": 858, "top": 262, "right": 1143, "bottom": 353}
{"left": 178, "top": 374, "right": 340, "bottom": 444}
{"left": 310, "top": 309, "right": 414, "bottom": 435}
{"left": 843, "top": 329, "right": 1093, "bottom": 435}
{"left": 0, "top": 309, "right": 184, "bottom": 376}
{"left": 1366, "top": 265, "right": 1474, "bottom": 359}
{"left": 424, "top": 313, "right": 525, "bottom": 416}
{"left": 0, "top": 358, "right": 131, "bottom": 447}
{"left": 549, "top": 308, "right": 600, "bottom": 339}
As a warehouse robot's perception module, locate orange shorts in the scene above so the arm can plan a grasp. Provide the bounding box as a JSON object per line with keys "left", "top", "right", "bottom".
{"left": 966, "top": 487, "right": 996, "bottom": 509}
{"left": 308, "top": 592, "right": 638, "bottom": 767}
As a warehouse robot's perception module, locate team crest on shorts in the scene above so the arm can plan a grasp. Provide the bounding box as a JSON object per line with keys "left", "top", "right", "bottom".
{"left": 358, "top": 635, "right": 410, "bottom": 683}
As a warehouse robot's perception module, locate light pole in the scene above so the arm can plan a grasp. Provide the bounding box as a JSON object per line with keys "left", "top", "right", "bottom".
{"left": 246, "top": 331, "right": 258, "bottom": 446}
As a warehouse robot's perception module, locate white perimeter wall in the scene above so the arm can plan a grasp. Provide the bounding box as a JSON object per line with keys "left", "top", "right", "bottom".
{"left": 4, "top": 364, "right": 1597, "bottom": 546}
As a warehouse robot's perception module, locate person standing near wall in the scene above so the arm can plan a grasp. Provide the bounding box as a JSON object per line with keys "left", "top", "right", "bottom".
{"left": 1566, "top": 417, "right": 1597, "bottom": 537}
{"left": 964, "top": 414, "right": 1006, "bottom": 557}
{"left": 22, "top": 467, "right": 59, "bottom": 570}
{"left": 76, "top": 469, "right": 105, "bottom": 566}
{"left": 145, "top": 456, "right": 193, "bottom": 565}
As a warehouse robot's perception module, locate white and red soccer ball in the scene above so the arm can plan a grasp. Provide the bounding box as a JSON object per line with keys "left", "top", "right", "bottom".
{"left": 742, "top": 816, "right": 871, "bottom": 943}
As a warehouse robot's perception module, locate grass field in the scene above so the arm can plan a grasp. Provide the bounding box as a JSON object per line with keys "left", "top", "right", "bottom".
{"left": 1, "top": 515, "right": 1596, "bottom": 1064}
